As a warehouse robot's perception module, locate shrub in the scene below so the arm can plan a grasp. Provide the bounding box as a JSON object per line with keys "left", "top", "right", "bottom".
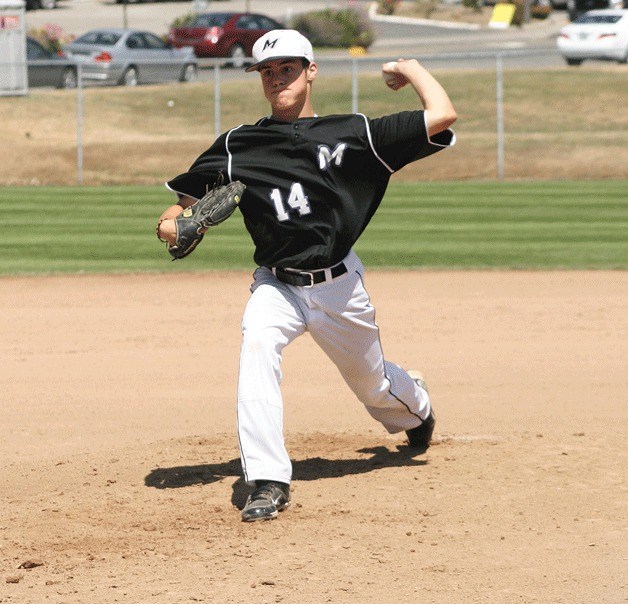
{"left": 290, "top": 7, "right": 375, "bottom": 49}
{"left": 462, "top": 0, "right": 483, "bottom": 10}
{"left": 531, "top": 0, "right": 553, "bottom": 19}
{"left": 379, "top": 0, "right": 402, "bottom": 14}
{"left": 170, "top": 13, "right": 196, "bottom": 28}
{"left": 509, "top": 0, "right": 552, "bottom": 25}
{"left": 414, "top": 0, "right": 440, "bottom": 18}
{"left": 28, "top": 23, "right": 74, "bottom": 54}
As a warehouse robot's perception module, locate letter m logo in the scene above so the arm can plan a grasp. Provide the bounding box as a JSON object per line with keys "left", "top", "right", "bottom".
{"left": 318, "top": 143, "right": 348, "bottom": 171}
{"left": 263, "top": 38, "right": 278, "bottom": 51}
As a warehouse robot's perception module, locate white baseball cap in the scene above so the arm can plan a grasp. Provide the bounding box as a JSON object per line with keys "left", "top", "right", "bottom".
{"left": 245, "top": 29, "right": 314, "bottom": 72}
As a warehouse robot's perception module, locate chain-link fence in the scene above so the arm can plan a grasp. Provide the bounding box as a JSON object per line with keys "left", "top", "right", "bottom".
{"left": 1, "top": 50, "right": 627, "bottom": 185}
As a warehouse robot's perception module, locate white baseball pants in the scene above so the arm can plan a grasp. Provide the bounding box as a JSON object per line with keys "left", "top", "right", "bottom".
{"left": 237, "top": 250, "right": 431, "bottom": 485}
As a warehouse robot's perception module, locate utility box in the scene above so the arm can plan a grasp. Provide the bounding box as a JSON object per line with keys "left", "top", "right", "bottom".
{"left": 0, "top": 0, "right": 27, "bottom": 96}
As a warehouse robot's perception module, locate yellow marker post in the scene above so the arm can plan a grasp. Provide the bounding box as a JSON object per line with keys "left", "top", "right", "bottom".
{"left": 489, "top": 3, "right": 517, "bottom": 28}
{"left": 349, "top": 46, "right": 367, "bottom": 57}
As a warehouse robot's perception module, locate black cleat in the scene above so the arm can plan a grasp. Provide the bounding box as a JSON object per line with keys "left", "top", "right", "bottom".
{"left": 241, "top": 480, "right": 290, "bottom": 522}
{"left": 406, "top": 370, "right": 435, "bottom": 451}
{"left": 406, "top": 410, "right": 435, "bottom": 450}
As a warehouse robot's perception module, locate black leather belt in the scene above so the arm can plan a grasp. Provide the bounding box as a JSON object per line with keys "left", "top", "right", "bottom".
{"left": 272, "top": 262, "right": 348, "bottom": 287}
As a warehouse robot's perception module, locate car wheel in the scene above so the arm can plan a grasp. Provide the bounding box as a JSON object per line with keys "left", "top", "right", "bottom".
{"left": 228, "top": 44, "right": 246, "bottom": 69}
{"left": 180, "top": 63, "right": 197, "bottom": 83}
{"left": 120, "top": 66, "right": 138, "bottom": 86}
{"left": 565, "top": 58, "right": 582, "bottom": 66}
{"left": 59, "top": 67, "right": 77, "bottom": 89}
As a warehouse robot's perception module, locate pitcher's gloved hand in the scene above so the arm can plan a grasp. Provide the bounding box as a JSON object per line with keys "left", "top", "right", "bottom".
{"left": 166, "top": 180, "right": 246, "bottom": 260}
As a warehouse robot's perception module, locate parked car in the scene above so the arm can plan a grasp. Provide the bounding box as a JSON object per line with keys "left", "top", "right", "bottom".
{"left": 63, "top": 29, "right": 197, "bottom": 86}
{"left": 27, "top": 36, "right": 77, "bottom": 89}
{"left": 25, "top": 0, "right": 56, "bottom": 9}
{"left": 567, "top": 0, "right": 627, "bottom": 20}
{"left": 168, "top": 12, "right": 284, "bottom": 68}
{"left": 557, "top": 9, "right": 628, "bottom": 63}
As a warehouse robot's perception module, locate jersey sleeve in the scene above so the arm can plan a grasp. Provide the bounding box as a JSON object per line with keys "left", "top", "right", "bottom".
{"left": 368, "top": 110, "right": 455, "bottom": 172}
{"left": 165, "top": 133, "right": 230, "bottom": 200}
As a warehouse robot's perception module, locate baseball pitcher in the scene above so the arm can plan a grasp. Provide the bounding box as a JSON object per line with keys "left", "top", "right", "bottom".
{"left": 156, "top": 30, "right": 456, "bottom": 522}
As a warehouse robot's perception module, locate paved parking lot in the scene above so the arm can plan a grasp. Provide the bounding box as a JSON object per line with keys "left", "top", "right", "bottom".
{"left": 25, "top": 0, "right": 340, "bottom": 36}
{"left": 22, "top": 0, "right": 568, "bottom": 75}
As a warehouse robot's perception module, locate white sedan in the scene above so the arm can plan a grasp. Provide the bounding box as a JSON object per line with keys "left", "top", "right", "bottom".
{"left": 557, "top": 9, "right": 628, "bottom": 65}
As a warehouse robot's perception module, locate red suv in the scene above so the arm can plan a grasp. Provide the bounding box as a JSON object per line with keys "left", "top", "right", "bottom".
{"left": 168, "top": 12, "right": 284, "bottom": 68}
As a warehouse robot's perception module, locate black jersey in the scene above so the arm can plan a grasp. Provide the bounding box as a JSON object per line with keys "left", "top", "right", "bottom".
{"left": 167, "top": 111, "right": 454, "bottom": 270}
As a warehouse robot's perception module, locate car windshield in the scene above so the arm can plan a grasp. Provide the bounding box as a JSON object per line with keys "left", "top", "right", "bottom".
{"left": 574, "top": 14, "right": 622, "bottom": 24}
{"left": 191, "top": 13, "right": 234, "bottom": 27}
{"left": 74, "top": 31, "right": 122, "bottom": 46}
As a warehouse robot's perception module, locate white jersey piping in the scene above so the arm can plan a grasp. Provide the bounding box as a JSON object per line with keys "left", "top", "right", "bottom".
{"left": 164, "top": 181, "right": 199, "bottom": 201}
{"left": 424, "top": 112, "right": 457, "bottom": 147}
{"left": 356, "top": 112, "right": 395, "bottom": 174}
{"left": 225, "top": 124, "right": 244, "bottom": 182}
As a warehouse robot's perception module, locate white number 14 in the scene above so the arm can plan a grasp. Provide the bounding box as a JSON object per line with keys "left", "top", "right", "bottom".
{"left": 270, "top": 182, "right": 311, "bottom": 222}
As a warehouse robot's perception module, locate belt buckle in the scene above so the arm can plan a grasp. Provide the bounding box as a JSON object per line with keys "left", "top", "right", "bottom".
{"left": 285, "top": 267, "right": 315, "bottom": 288}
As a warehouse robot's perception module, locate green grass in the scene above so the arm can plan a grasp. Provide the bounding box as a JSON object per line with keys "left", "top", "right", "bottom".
{"left": 362, "top": 181, "right": 627, "bottom": 269}
{"left": 0, "top": 181, "right": 626, "bottom": 275}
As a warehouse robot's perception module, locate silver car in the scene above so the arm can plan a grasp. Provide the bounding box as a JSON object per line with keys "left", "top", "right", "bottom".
{"left": 27, "top": 37, "right": 78, "bottom": 89}
{"left": 64, "top": 28, "right": 198, "bottom": 86}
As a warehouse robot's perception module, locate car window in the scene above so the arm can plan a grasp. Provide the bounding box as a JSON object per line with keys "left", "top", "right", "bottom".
{"left": 27, "top": 38, "right": 49, "bottom": 59}
{"left": 257, "top": 16, "right": 282, "bottom": 30}
{"left": 574, "top": 13, "right": 622, "bottom": 23}
{"left": 141, "top": 32, "right": 168, "bottom": 50}
{"left": 192, "top": 13, "right": 234, "bottom": 27}
{"left": 126, "top": 34, "right": 146, "bottom": 50}
{"left": 74, "top": 31, "right": 122, "bottom": 46}
{"left": 236, "top": 15, "right": 261, "bottom": 29}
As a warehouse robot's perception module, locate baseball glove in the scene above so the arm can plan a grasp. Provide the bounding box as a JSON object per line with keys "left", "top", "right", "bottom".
{"left": 167, "top": 180, "right": 246, "bottom": 260}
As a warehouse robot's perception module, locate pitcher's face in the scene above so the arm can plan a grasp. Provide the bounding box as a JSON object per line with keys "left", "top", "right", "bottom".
{"left": 259, "top": 59, "right": 317, "bottom": 117}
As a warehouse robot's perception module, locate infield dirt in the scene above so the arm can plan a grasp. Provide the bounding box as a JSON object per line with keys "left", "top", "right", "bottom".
{"left": 1, "top": 271, "right": 625, "bottom": 603}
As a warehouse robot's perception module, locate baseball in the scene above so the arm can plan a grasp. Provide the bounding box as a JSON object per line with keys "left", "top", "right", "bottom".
{"left": 383, "top": 61, "right": 399, "bottom": 84}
